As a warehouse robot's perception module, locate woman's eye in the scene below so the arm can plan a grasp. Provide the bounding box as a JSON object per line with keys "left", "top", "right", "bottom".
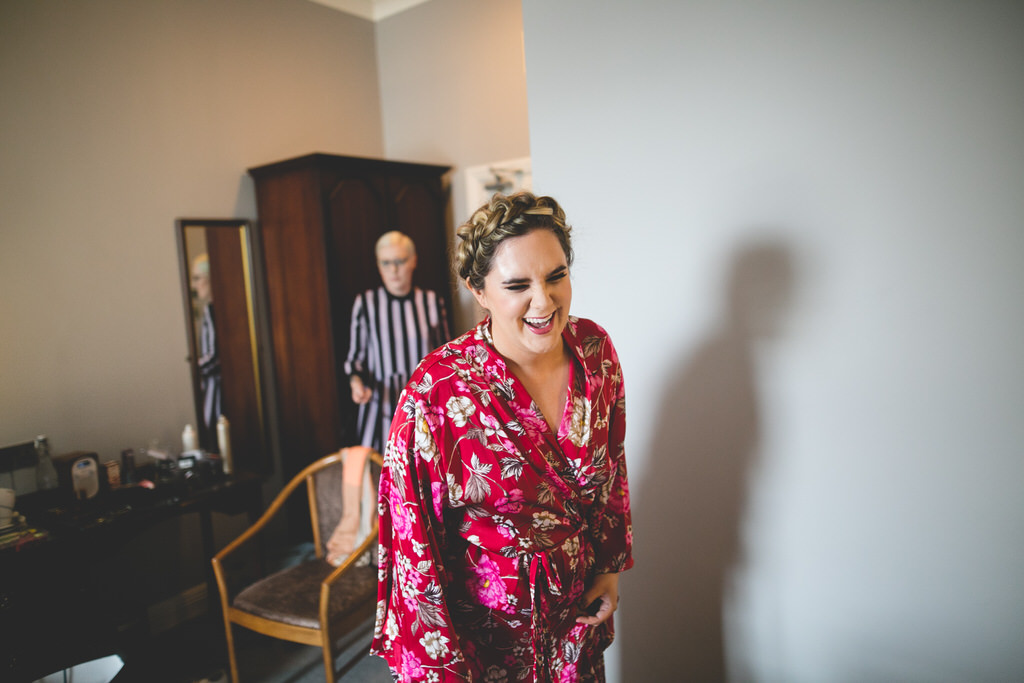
{"left": 548, "top": 272, "right": 567, "bottom": 282}
{"left": 506, "top": 284, "right": 529, "bottom": 292}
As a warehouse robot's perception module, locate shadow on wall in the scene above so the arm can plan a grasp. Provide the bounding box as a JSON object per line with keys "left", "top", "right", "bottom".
{"left": 620, "top": 239, "right": 794, "bottom": 682}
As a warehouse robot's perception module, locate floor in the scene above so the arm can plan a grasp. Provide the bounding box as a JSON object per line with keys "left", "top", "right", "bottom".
{"left": 110, "top": 610, "right": 394, "bottom": 683}
{"left": 37, "top": 542, "right": 394, "bottom": 683}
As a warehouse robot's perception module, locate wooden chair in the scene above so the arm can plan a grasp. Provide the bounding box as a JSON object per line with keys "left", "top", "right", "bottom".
{"left": 212, "top": 447, "right": 382, "bottom": 683}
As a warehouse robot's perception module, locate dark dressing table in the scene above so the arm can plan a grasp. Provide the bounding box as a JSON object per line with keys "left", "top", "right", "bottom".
{"left": 0, "top": 469, "right": 262, "bottom": 681}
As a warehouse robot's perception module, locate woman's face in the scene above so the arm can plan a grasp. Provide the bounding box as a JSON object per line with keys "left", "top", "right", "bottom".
{"left": 470, "top": 229, "right": 572, "bottom": 365}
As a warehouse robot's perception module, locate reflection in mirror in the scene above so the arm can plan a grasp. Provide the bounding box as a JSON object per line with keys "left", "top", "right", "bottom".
{"left": 176, "top": 219, "right": 269, "bottom": 474}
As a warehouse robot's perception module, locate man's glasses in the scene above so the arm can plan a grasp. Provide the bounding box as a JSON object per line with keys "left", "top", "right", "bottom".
{"left": 378, "top": 257, "right": 410, "bottom": 269}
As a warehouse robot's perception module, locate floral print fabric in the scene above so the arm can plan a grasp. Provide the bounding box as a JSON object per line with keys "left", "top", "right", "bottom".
{"left": 371, "top": 316, "right": 633, "bottom": 682}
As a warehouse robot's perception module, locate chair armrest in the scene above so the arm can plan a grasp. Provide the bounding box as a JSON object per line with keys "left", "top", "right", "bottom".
{"left": 211, "top": 497, "right": 281, "bottom": 605}
{"left": 213, "top": 483, "right": 286, "bottom": 565}
{"left": 318, "top": 517, "right": 380, "bottom": 624}
{"left": 318, "top": 448, "right": 383, "bottom": 585}
{"left": 211, "top": 459, "right": 334, "bottom": 604}
{"left": 322, "top": 517, "right": 379, "bottom": 588}
{"left": 321, "top": 449, "right": 381, "bottom": 588}
{"left": 214, "top": 452, "right": 350, "bottom": 566}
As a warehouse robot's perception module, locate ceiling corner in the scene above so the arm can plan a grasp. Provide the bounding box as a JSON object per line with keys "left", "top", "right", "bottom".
{"left": 308, "top": 0, "right": 434, "bottom": 22}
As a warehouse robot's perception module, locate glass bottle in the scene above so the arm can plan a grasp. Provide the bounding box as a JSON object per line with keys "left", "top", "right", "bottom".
{"left": 35, "top": 435, "right": 59, "bottom": 490}
{"left": 217, "top": 415, "right": 233, "bottom": 475}
{"left": 182, "top": 424, "right": 198, "bottom": 452}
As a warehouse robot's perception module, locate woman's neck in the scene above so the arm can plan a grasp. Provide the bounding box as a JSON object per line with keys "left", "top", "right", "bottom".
{"left": 501, "top": 340, "right": 569, "bottom": 384}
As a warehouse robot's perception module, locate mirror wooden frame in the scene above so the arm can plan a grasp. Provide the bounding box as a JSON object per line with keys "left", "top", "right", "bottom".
{"left": 176, "top": 218, "right": 270, "bottom": 474}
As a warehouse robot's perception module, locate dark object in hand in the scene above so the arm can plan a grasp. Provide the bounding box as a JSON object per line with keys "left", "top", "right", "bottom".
{"left": 581, "top": 597, "right": 602, "bottom": 617}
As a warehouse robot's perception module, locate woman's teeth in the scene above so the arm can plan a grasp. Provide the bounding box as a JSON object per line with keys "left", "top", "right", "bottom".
{"left": 524, "top": 313, "right": 553, "bottom": 328}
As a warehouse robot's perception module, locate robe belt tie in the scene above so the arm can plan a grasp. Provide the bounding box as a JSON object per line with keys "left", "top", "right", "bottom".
{"left": 525, "top": 521, "right": 586, "bottom": 681}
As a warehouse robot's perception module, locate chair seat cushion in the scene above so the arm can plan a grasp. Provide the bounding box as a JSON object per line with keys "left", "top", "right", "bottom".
{"left": 232, "top": 558, "right": 377, "bottom": 629}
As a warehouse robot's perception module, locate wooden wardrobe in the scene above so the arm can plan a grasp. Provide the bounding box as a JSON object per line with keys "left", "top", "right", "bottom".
{"left": 249, "top": 153, "right": 452, "bottom": 485}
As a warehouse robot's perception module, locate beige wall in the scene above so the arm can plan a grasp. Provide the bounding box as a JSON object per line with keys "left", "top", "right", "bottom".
{"left": 0, "top": 0, "right": 528, "bottom": 608}
{"left": 377, "top": 0, "right": 528, "bottom": 168}
{"left": 376, "top": 0, "right": 530, "bottom": 333}
{"left": 0, "top": 0, "right": 383, "bottom": 479}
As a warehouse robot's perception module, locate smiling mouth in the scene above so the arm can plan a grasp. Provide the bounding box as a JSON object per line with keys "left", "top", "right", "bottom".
{"left": 523, "top": 312, "right": 555, "bottom": 330}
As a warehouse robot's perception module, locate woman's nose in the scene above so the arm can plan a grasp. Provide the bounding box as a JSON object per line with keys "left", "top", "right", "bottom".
{"left": 531, "top": 284, "right": 553, "bottom": 308}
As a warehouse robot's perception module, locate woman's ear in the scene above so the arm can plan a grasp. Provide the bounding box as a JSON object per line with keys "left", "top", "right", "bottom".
{"left": 466, "top": 277, "right": 488, "bottom": 309}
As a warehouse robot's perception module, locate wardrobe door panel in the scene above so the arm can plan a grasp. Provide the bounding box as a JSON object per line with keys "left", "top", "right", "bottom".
{"left": 325, "top": 176, "right": 389, "bottom": 444}
{"left": 392, "top": 177, "right": 453, "bottom": 319}
{"left": 257, "top": 169, "right": 340, "bottom": 477}
{"left": 326, "top": 176, "right": 388, "bottom": 315}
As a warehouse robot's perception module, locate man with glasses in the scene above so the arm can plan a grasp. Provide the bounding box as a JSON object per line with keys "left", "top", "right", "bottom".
{"left": 344, "top": 231, "right": 451, "bottom": 453}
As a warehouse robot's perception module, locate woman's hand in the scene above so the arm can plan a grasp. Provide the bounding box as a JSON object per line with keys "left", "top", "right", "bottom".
{"left": 575, "top": 572, "right": 620, "bottom": 626}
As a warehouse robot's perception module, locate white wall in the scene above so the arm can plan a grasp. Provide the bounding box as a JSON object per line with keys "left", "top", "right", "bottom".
{"left": 376, "top": 0, "right": 530, "bottom": 333}
{"left": 523, "top": 1, "right": 1024, "bottom": 681}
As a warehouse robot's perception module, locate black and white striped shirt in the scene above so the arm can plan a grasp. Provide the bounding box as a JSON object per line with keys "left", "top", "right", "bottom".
{"left": 344, "top": 286, "right": 451, "bottom": 452}
{"left": 198, "top": 302, "right": 221, "bottom": 438}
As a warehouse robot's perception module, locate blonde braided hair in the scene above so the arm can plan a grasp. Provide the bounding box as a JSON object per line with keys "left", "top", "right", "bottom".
{"left": 454, "top": 191, "right": 574, "bottom": 291}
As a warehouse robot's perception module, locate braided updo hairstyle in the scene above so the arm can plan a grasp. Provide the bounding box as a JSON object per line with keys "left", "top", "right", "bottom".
{"left": 455, "top": 191, "right": 574, "bottom": 291}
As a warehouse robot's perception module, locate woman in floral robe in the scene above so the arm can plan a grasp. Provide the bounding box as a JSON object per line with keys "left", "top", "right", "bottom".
{"left": 372, "top": 193, "right": 633, "bottom": 682}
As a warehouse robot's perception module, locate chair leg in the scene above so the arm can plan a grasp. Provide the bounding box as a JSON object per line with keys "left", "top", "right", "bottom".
{"left": 223, "top": 618, "right": 240, "bottom": 683}
{"left": 321, "top": 629, "right": 335, "bottom": 683}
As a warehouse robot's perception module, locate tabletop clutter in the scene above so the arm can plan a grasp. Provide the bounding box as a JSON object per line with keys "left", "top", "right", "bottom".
{"left": 1, "top": 420, "right": 235, "bottom": 551}
{"left": 63, "top": 417, "right": 233, "bottom": 499}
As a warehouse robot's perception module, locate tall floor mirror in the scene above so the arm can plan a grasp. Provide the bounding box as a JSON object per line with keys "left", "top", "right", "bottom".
{"left": 176, "top": 218, "right": 270, "bottom": 474}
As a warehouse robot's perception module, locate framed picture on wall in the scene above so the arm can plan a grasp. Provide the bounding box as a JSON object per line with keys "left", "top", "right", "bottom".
{"left": 453, "top": 157, "right": 533, "bottom": 332}
{"left": 462, "top": 156, "right": 532, "bottom": 218}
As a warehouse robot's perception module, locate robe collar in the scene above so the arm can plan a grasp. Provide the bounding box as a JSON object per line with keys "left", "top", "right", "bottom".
{"left": 471, "top": 317, "right": 599, "bottom": 496}
{"left": 474, "top": 315, "right": 603, "bottom": 380}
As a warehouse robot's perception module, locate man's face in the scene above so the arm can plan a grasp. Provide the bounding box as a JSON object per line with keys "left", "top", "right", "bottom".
{"left": 377, "top": 243, "right": 416, "bottom": 296}
{"left": 192, "top": 264, "right": 212, "bottom": 302}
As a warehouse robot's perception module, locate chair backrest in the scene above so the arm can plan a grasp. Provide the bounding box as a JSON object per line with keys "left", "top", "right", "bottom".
{"left": 308, "top": 447, "right": 382, "bottom": 559}
{"left": 311, "top": 459, "right": 345, "bottom": 555}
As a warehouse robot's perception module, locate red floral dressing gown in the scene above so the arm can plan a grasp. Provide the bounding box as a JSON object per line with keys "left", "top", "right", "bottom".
{"left": 371, "top": 316, "right": 633, "bottom": 682}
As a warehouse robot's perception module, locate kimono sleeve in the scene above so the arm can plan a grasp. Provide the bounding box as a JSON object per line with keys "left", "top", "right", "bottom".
{"left": 588, "top": 349, "right": 634, "bottom": 575}
{"left": 371, "top": 391, "right": 471, "bottom": 681}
